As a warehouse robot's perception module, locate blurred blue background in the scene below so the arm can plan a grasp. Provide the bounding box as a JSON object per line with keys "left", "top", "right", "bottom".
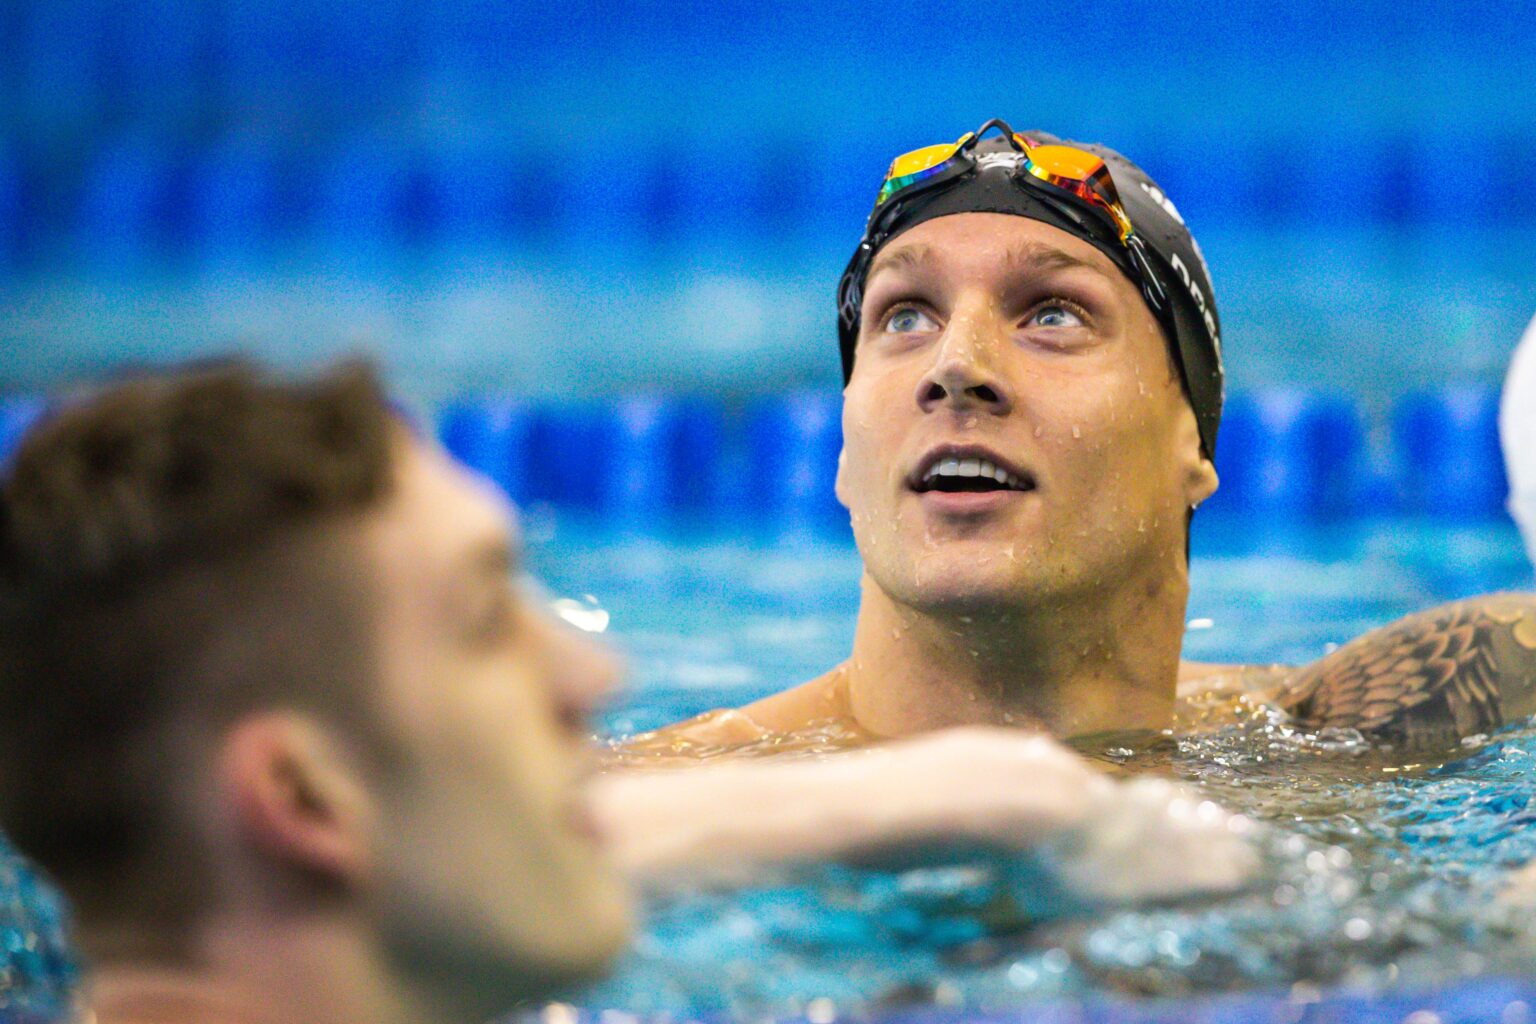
{"left": 1, "top": 0, "right": 1534, "bottom": 409}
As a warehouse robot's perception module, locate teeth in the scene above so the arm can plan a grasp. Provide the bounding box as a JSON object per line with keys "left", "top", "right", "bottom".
{"left": 921, "top": 456, "right": 1030, "bottom": 490}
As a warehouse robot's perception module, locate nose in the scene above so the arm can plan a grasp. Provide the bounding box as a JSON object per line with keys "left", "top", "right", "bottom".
{"left": 915, "top": 312, "right": 1014, "bottom": 415}
{"left": 537, "top": 608, "right": 625, "bottom": 725}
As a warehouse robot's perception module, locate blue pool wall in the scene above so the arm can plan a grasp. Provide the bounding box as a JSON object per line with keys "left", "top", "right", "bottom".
{"left": 5, "top": 0, "right": 1536, "bottom": 267}
{"left": 5, "top": 0, "right": 1536, "bottom": 410}
{"left": 5, "top": 384, "right": 1506, "bottom": 525}
{"left": 441, "top": 384, "right": 1514, "bottom": 526}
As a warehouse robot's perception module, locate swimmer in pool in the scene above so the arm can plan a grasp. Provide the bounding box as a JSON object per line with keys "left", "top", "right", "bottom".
{"left": 0, "top": 360, "right": 1255, "bottom": 1022}
{"left": 0, "top": 361, "right": 632, "bottom": 1022}
{"left": 638, "top": 120, "right": 1536, "bottom": 755}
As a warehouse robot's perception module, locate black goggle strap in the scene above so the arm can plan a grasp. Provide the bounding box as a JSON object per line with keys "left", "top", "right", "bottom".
{"left": 1125, "top": 235, "right": 1170, "bottom": 312}
{"left": 838, "top": 242, "right": 870, "bottom": 334}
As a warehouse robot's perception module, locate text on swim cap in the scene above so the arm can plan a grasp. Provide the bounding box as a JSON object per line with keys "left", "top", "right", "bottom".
{"left": 1138, "top": 182, "right": 1187, "bottom": 226}
{"left": 1168, "top": 253, "right": 1222, "bottom": 355}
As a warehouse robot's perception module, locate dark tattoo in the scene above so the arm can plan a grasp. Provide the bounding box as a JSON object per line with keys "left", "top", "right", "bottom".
{"left": 1281, "top": 593, "right": 1536, "bottom": 748}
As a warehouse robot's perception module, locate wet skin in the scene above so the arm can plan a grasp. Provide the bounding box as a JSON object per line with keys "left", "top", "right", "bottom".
{"left": 628, "top": 601, "right": 1536, "bottom": 758}
{"left": 86, "top": 433, "right": 634, "bottom": 1024}
{"left": 631, "top": 213, "right": 1536, "bottom": 757}
{"left": 363, "top": 436, "right": 632, "bottom": 998}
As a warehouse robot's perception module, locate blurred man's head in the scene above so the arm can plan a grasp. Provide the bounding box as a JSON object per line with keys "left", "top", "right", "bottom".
{"left": 0, "top": 361, "right": 628, "bottom": 1019}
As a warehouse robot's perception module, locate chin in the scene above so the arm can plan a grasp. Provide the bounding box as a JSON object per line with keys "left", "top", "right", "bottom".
{"left": 896, "top": 547, "right": 1048, "bottom": 605}
{"left": 891, "top": 571, "right": 1042, "bottom": 618}
{"left": 385, "top": 865, "right": 633, "bottom": 1013}
{"left": 450, "top": 897, "right": 631, "bottom": 1016}
{"left": 529, "top": 872, "right": 634, "bottom": 985}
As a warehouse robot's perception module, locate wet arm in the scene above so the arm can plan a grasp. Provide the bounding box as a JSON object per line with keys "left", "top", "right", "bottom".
{"left": 593, "top": 730, "right": 1107, "bottom": 879}
{"left": 591, "top": 728, "right": 1257, "bottom": 901}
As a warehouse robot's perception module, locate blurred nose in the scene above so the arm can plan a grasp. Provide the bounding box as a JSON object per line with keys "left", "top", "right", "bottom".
{"left": 538, "top": 609, "right": 625, "bottom": 725}
{"left": 915, "top": 305, "right": 1014, "bottom": 415}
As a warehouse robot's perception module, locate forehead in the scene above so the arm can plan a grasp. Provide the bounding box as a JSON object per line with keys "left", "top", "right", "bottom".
{"left": 866, "top": 213, "right": 1132, "bottom": 294}
{"left": 368, "top": 433, "right": 520, "bottom": 576}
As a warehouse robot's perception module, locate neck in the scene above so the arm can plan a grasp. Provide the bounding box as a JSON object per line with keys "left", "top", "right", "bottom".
{"left": 83, "top": 913, "right": 443, "bottom": 1024}
{"left": 842, "top": 562, "right": 1188, "bottom": 740}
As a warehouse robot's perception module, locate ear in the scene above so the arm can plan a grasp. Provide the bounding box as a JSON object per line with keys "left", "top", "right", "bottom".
{"left": 219, "top": 713, "right": 376, "bottom": 887}
{"left": 1174, "top": 405, "right": 1219, "bottom": 509}
{"left": 1186, "top": 454, "right": 1219, "bottom": 509}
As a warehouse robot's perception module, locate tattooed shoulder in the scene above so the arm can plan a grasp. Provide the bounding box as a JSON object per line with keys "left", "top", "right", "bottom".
{"left": 1279, "top": 593, "right": 1536, "bottom": 748}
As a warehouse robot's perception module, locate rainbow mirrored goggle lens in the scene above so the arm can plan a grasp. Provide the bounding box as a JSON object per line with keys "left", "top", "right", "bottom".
{"left": 875, "top": 134, "right": 975, "bottom": 206}
{"left": 1017, "top": 139, "right": 1135, "bottom": 242}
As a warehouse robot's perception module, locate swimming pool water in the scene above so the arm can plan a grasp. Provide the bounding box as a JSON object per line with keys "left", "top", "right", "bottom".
{"left": 525, "top": 512, "right": 1536, "bottom": 1021}
{"left": 531, "top": 513, "right": 1534, "bottom": 736}
{"left": 4, "top": 513, "right": 1536, "bottom": 1021}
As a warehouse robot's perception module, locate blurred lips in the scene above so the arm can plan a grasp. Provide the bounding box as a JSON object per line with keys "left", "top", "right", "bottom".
{"left": 563, "top": 755, "right": 607, "bottom": 847}
{"left": 566, "top": 794, "right": 604, "bottom": 846}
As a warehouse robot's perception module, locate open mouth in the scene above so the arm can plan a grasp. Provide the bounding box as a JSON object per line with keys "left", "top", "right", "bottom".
{"left": 912, "top": 454, "right": 1035, "bottom": 495}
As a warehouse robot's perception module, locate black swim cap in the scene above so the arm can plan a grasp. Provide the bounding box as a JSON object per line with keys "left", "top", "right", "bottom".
{"left": 836, "top": 131, "right": 1225, "bottom": 458}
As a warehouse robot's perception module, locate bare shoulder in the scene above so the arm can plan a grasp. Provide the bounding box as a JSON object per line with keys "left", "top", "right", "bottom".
{"left": 1177, "top": 660, "right": 1291, "bottom": 700}
{"left": 734, "top": 667, "right": 850, "bottom": 731}
{"left": 1279, "top": 592, "right": 1536, "bottom": 747}
{"left": 620, "top": 707, "right": 779, "bottom": 758}
{"left": 615, "top": 668, "right": 853, "bottom": 761}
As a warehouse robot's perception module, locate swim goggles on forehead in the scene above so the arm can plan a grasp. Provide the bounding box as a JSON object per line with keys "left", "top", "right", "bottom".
{"left": 847, "top": 119, "right": 1169, "bottom": 319}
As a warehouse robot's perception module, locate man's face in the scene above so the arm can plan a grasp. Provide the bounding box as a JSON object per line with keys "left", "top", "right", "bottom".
{"left": 359, "top": 434, "right": 629, "bottom": 1002}
{"left": 837, "top": 213, "right": 1216, "bottom": 615}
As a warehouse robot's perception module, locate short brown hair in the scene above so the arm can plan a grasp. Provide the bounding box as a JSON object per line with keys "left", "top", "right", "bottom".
{"left": 0, "top": 359, "right": 397, "bottom": 953}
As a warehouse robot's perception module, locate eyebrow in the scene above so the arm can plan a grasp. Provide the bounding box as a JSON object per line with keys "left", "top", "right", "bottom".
{"left": 865, "top": 239, "right": 1112, "bottom": 288}
{"left": 1001, "top": 242, "right": 1107, "bottom": 278}
{"left": 866, "top": 243, "right": 934, "bottom": 283}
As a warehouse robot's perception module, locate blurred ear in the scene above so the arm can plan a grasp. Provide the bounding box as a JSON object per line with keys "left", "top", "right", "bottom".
{"left": 220, "top": 713, "right": 376, "bottom": 887}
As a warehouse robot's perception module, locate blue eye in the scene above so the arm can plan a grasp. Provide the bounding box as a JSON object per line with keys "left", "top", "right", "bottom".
{"left": 1032, "top": 304, "right": 1085, "bottom": 329}
{"left": 886, "top": 307, "right": 938, "bottom": 333}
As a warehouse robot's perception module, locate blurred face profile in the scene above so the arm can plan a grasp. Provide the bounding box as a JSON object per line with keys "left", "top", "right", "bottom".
{"left": 836, "top": 213, "right": 1215, "bottom": 613}
{"left": 358, "top": 435, "right": 630, "bottom": 1002}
